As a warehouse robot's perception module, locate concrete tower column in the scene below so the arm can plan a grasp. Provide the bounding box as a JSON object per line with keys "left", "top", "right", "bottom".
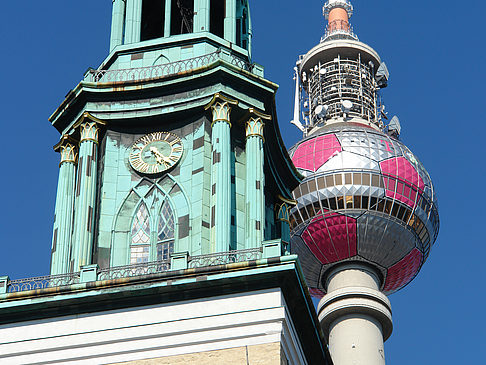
{"left": 205, "top": 94, "right": 238, "bottom": 252}
{"left": 244, "top": 110, "right": 270, "bottom": 248}
{"left": 50, "top": 137, "right": 77, "bottom": 275}
{"left": 110, "top": 0, "right": 126, "bottom": 51}
{"left": 318, "top": 263, "right": 393, "bottom": 365}
{"left": 71, "top": 114, "right": 105, "bottom": 272}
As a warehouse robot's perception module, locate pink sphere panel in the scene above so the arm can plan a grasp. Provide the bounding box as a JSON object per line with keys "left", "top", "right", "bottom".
{"left": 380, "top": 157, "right": 425, "bottom": 208}
{"left": 292, "top": 134, "right": 342, "bottom": 172}
{"left": 302, "top": 211, "right": 357, "bottom": 264}
{"left": 383, "top": 248, "right": 423, "bottom": 292}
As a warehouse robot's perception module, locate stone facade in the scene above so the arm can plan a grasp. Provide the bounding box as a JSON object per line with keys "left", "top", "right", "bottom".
{"left": 112, "top": 343, "right": 286, "bottom": 365}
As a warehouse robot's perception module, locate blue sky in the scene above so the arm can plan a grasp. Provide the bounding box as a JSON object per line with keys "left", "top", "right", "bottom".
{"left": 1, "top": 1, "right": 485, "bottom": 363}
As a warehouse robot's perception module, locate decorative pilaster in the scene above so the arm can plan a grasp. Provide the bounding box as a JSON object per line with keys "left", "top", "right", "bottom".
{"left": 194, "top": 0, "right": 210, "bottom": 33}
{"left": 125, "top": 0, "right": 142, "bottom": 44}
{"left": 110, "top": 0, "right": 126, "bottom": 52}
{"left": 50, "top": 136, "right": 78, "bottom": 275}
{"left": 245, "top": 109, "right": 270, "bottom": 249}
{"left": 205, "top": 93, "right": 238, "bottom": 252}
{"left": 71, "top": 113, "right": 106, "bottom": 272}
{"left": 224, "top": 0, "right": 237, "bottom": 43}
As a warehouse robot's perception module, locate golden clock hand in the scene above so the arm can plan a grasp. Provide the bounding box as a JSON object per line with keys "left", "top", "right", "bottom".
{"left": 150, "top": 147, "right": 165, "bottom": 164}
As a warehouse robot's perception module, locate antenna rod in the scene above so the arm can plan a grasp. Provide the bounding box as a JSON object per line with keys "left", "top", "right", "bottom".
{"left": 290, "top": 67, "right": 305, "bottom": 133}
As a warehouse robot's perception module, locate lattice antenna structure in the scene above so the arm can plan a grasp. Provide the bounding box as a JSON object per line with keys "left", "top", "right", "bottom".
{"left": 291, "top": 0, "right": 392, "bottom": 136}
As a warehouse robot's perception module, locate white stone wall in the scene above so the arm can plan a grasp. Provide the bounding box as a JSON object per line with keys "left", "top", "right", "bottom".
{"left": 0, "top": 289, "right": 306, "bottom": 365}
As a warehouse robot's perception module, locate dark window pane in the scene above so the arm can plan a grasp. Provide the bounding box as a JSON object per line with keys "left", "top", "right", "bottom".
{"left": 210, "top": 0, "right": 224, "bottom": 38}
{"left": 362, "top": 196, "right": 369, "bottom": 210}
{"left": 141, "top": 0, "right": 166, "bottom": 41}
{"left": 369, "top": 197, "right": 378, "bottom": 210}
{"left": 377, "top": 199, "right": 385, "bottom": 212}
{"left": 397, "top": 205, "right": 406, "bottom": 220}
{"left": 337, "top": 196, "right": 345, "bottom": 210}
{"left": 313, "top": 201, "right": 322, "bottom": 215}
{"left": 171, "top": 0, "right": 194, "bottom": 35}
{"left": 300, "top": 207, "right": 309, "bottom": 222}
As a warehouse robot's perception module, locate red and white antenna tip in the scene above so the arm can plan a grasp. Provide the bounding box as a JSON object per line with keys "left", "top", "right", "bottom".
{"left": 323, "top": 0, "right": 355, "bottom": 39}
{"left": 323, "top": 0, "right": 353, "bottom": 21}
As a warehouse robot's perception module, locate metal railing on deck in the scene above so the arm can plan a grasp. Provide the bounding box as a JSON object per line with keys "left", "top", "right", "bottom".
{"left": 84, "top": 49, "right": 255, "bottom": 83}
{"left": 4, "top": 248, "right": 263, "bottom": 294}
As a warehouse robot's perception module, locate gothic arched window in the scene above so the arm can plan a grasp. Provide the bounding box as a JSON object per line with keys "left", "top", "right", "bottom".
{"left": 130, "top": 196, "right": 175, "bottom": 265}
{"left": 157, "top": 199, "right": 175, "bottom": 261}
{"left": 130, "top": 203, "right": 151, "bottom": 264}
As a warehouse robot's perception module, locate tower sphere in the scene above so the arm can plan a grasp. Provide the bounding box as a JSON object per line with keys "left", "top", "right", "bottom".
{"left": 289, "top": 1, "right": 439, "bottom": 297}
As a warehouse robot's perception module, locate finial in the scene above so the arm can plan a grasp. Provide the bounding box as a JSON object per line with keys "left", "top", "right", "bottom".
{"left": 322, "top": 0, "right": 357, "bottom": 41}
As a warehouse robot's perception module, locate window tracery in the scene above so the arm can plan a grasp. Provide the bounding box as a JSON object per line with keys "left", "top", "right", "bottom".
{"left": 130, "top": 195, "right": 175, "bottom": 265}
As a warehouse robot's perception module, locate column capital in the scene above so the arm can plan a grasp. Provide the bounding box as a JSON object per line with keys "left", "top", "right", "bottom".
{"left": 73, "top": 112, "right": 106, "bottom": 144}
{"left": 245, "top": 108, "right": 271, "bottom": 140}
{"left": 54, "top": 135, "right": 78, "bottom": 165}
{"left": 205, "top": 93, "right": 239, "bottom": 128}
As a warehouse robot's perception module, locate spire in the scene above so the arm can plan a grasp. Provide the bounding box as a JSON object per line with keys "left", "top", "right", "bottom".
{"left": 322, "top": 0, "right": 357, "bottom": 41}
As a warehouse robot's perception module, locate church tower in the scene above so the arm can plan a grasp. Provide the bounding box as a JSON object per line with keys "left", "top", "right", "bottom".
{"left": 49, "top": 0, "right": 299, "bottom": 275}
{"left": 0, "top": 3, "right": 331, "bottom": 363}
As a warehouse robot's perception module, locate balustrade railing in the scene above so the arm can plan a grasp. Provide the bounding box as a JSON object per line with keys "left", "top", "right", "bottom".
{"left": 4, "top": 248, "right": 263, "bottom": 294}
{"left": 84, "top": 49, "right": 255, "bottom": 83}
{"left": 98, "top": 259, "right": 171, "bottom": 281}
{"left": 188, "top": 248, "right": 262, "bottom": 268}
{"left": 8, "top": 272, "right": 80, "bottom": 293}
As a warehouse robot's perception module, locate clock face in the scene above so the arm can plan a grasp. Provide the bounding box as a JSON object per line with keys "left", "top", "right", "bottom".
{"left": 129, "top": 132, "right": 183, "bottom": 175}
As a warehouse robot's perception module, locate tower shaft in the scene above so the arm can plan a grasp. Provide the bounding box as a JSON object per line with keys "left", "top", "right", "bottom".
{"left": 318, "top": 264, "right": 393, "bottom": 365}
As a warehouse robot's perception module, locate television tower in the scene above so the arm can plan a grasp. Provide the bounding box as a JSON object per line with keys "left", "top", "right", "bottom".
{"left": 289, "top": 1, "right": 439, "bottom": 364}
